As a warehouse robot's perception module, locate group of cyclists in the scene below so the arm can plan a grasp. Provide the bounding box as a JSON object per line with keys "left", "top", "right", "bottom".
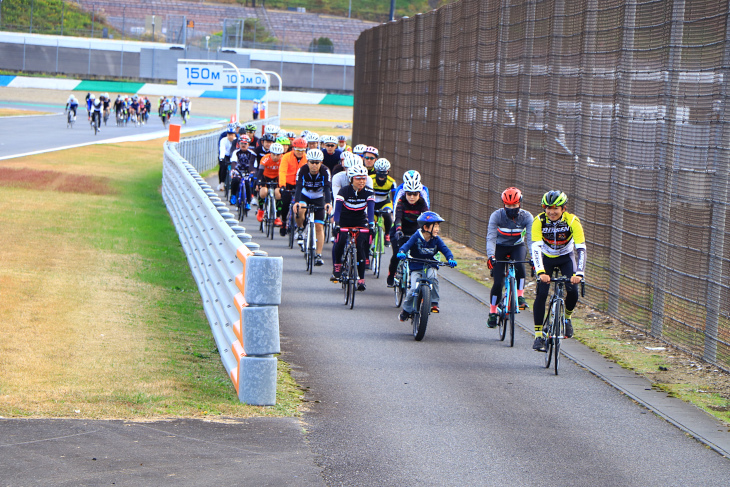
{"left": 218, "top": 121, "right": 587, "bottom": 348}
{"left": 63, "top": 93, "right": 191, "bottom": 130}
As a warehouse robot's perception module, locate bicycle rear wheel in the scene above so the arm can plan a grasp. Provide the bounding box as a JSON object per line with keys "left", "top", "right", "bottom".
{"left": 413, "top": 284, "right": 430, "bottom": 341}
{"left": 544, "top": 303, "right": 555, "bottom": 368}
{"left": 394, "top": 263, "right": 405, "bottom": 307}
{"left": 373, "top": 227, "right": 383, "bottom": 278}
{"left": 498, "top": 305, "right": 507, "bottom": 341}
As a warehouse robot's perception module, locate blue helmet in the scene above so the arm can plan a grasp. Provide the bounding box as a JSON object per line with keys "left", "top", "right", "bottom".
{"left": 226, "top": 123, "right": 237, "bottom": 134}
{"left": 417, "top": 211, "right": 445, "bottom": 227}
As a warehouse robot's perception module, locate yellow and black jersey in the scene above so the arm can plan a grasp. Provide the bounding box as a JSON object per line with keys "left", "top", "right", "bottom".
{"left": 530, "top": 211, "right": 586, "bottom": 275}
{"left": 370, "top": 174, "right": 397, "bottom": 206}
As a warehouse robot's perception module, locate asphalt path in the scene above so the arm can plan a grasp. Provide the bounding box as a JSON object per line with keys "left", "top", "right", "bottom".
{"left": 269, "top": 228, "right": 730, "bottom": 486}
{"left": 0, "top": 100, "right": 223, "bottom": 159}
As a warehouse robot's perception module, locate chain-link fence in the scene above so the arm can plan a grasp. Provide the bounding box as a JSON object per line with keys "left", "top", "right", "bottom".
{"left": 354, "top": 0, "right": 730, "bottom": 370}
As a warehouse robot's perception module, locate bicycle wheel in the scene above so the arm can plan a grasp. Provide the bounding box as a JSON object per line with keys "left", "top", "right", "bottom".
{"left": 394, "top": 263, "right": 405, "bottom": 307}
{"left": 508, "top": 277, "right": 517, "bottom": 347}
{"left": 413, "top": 284, "right": 430, "bottom": 341}
{"left": 94, "top": 115, "right": 99, "bottom": 135}
{"left": 347, "top": 250, "right": 357, "bottom": 309}
{"left": 553, "top": 300, "right": 565, "bottom": 375}
{"left": 342, "top": 255, "right": 351, "bottom": 305}
{"left": 498, "top": 304, "right": 507, "bottom": 341}
{"left": 268, "top": 197, "right": 276, "bottom": 240}
{"left": 373, "top": 227, "right": 383, "bottom": 278}
{"left": 288, "top": 210, "right": 296, "bottom": 249}
{"left": 544, "top": 302, "right": 555, "bottom": 368}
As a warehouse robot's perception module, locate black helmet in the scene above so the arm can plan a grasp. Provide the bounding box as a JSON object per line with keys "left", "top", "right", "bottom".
{"left": 261, "top": 133, "right": 276, "bottom": 142}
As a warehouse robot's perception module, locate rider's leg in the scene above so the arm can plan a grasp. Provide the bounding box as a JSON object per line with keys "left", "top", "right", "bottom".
{"left": 403, "top": 269, "right": 424, "bottom": 314}
{"left": 315, "top": 222, "right": 325, "bottom": 254}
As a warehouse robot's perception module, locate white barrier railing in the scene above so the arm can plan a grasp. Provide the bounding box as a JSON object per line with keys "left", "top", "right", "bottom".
{"left": 161, "top": 140, "right": 282, "bottom": 405}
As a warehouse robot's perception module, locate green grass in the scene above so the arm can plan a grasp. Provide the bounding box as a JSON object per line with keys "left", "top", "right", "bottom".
{"left": 0, "top": 0, "right": 118, "bottom": 37}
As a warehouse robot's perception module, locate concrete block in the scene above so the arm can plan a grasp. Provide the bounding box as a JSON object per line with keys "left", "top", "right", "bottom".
{"left": 238, "top": 356, "right": 277, "bottom": 406}
{"left": 244, "top": 256, "right": 283, "bottom": 306}
{"left": 241, "top": 306, "right": 280, "bottom": 355}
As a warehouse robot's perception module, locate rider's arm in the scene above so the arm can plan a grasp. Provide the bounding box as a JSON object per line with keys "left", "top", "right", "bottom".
{"left": 569, "top": 214, "right": 587, "bottom": 276}
{"left": 367, "top": 195, "right": 375, "bottom": 225}
{"left": 219, "top": 138, "right": 228, "bottom": 161}
{"left": 399, "top": 232, "right": 417, "bottom": 255}
{"left": 333, "top": 197, "right": 344, "bottom": 224}
{"left": 435, "top": 237, "right": 455, "bottom": 262}
{"left": 530, "top": 215, "right": 546, "bottom": 275}
{"left": 293, "top": 167, "right": 304, "bottom": 202}
{"left": 485, "top": 209, "right": 500, "bottom": 257}
{"left": 278, "top": 154, "right": 289, "bottom": 188}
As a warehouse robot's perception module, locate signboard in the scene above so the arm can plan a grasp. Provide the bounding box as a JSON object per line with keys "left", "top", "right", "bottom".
{"left": 177, "top": 64, "right": 223, "bottom": 90}
{"left": 223, "top": 70, "right": 269, "bottom": 88}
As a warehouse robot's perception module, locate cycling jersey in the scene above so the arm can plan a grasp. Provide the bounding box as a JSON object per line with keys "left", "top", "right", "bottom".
{"left": 255, "top": 145, "right": 270, "bottom": 166}
{"left": 399, "top": 230, "right": 454, "bottom": 271}
{"left": 334, "top": 185, "right": 375, "bottom": 228}
{"left": 486, "top": 208, "right": 534, "bottom": 257}
{"left": 530, "top": 211, "right": 586, "bottom": 276}
{"left": 295, "top": 165, "right": 332, "bottom": 204}
{"left": 393, "top": 195, "right": 429, "bottom": 237}
{"left": 219, "top": 136, "right": 237, "bottom": 162}
{"left": 370, "top": 174, "right": 397, "bottom": 206}
{"left": 257, "top": 153, "right": 281, "bottom": 180}
{"left": 393, "top": 184, "right": 431, "bottom": 214}
{"left": 322, "top": 149, "right": 342, "bottom": 172}
{"left": 279, "top": 151, "right": 307, "bottom": 188}
{"left": 233, "top": 148, "right": 257, "bottom": 172}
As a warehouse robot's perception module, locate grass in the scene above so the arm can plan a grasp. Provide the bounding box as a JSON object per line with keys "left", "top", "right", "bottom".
{"left": 0, "top": 108, "right": 53, "bottom": 117}
{"left": 0, "top": 138, "right": 303, "bottom": 419}
{"left": 443, "top": 237, "right": 730, "bottom": 426}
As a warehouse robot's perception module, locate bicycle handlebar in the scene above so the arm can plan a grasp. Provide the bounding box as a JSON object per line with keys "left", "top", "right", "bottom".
{"left": 495, "top": 260, "right": 532, "bottom": 264}
{"left": 405, "top": 257, "right": 449, "bottom": 267}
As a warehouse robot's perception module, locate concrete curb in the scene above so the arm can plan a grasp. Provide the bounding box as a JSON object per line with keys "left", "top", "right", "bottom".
{"left": 439, "top": 266, "right": 730, "bottom": 458}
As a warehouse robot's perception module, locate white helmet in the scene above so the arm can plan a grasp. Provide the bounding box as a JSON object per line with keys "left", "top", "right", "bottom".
{"left": 264, "top": 124, "right": 278, "bottom": 135}
{"left": 305, "top": 132, "right": 320, "bottom": 143}
{"left": 306, "top": 149, "right": 324, "bottom": 161}
{"left": 341, "top": 152, "right": 360, "bottom": 169}
{"left": 269, "top": 142, "right": 285, "bottom": 155}
{"left": 321, "top": 135, "right": 337, "bottom": 145}
{"left": 277, "top": 129, "right": 288, "bottom": 139}
{"left": 364, "top": 146, "right": 379, "bottom": 157}
{"left": 353, "top": 144, "right": 367, "bottom": 155}
{"left": 373, "top": 158, "right": 391, "bottom": 172}
{"left": 89, "top": 93, "right": 96, "bottom": 100}
{"left": 402, "top": 170, "right": 422, "bottom": 192}
{"left": 347, "top": 165, "right": 368, "bottom": 180}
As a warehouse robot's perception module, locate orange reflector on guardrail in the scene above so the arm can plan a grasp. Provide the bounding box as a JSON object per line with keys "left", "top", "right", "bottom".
{"left": 168, "top": 124, "right": 181, "bottom": 142}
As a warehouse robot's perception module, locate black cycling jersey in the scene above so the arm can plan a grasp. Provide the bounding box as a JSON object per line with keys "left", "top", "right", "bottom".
{"left": 294, "top": 166, "right": 332, "bottom": 204}
{"left": 322, "top": 149, "right": 342, "bottom": 172}
{"left": 255, "top": 145, "right": 270, "bottom": 166}
{"left": 334, "top": 185, "right": 375, "bottom": 228}
{"left": 394, "top": 195, "right": 429, "bottom": 236}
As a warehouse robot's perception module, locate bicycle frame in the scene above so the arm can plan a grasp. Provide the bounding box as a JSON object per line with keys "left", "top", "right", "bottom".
{"left": 302, "top": 205, "right": 325, "bottom": 274}
{"left": 371, "top": 208, "right": 390, "bottom": 279}
{"left": 404, "top": 257, "right": 448, "bottom": 341}
{"left": 495, "top": 259, "right": 531, "bottom": 347}
{"left": 340, "top": 228, "right": 365, "bottom": 309}
{"left": 541, "top": 272, "right": 585, "bottom": 375}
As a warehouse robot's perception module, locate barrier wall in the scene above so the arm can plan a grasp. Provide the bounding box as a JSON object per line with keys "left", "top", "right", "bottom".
{"left": 161, "top": 132, "right": 282, "bottom": 405}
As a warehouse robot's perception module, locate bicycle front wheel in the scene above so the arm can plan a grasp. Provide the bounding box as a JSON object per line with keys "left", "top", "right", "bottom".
{"left": 413, "top": 284, "right": 430, "bottom": 341}
{"left": 394, "top": 264, "right": 405, "bottom": 307}
{"left": 508, "top": 277, "right": 517, "bottom": 347}
{"left": 498, "top": 305, "right": 507, "bottom": 341}
{"left": 373, "top": 227, "right": 383, "bottom": 278}
{"left": 348, "top": 251, "right": 357, "bottom": 309}
{"left": 544, "top": 303, "right": 554, "bottom": 368}
{"left": 553, "top": 300, "right": 565, "bottom": 375}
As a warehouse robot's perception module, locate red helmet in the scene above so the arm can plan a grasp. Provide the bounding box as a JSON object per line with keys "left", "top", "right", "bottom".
{"left": 291, "top": 137, "right": 307, "bottom": 149}
{"left": 501, "top": 187, "right": 522, "bottom": 205}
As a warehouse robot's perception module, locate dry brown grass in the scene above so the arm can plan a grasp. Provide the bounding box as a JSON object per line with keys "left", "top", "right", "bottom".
{"left": 0, "top": 108, "right": 52, "bottom": 117}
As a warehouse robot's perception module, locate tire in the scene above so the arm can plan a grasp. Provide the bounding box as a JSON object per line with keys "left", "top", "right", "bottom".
{"left": 508, "top": 277, "right": 517, "bottom": 347}
{"left": 93, "top": 115, "right": 98, "bottom": 135}
{"left": 268, "top": 197, "right": 276, "bottom": 240}
{"left": 288, "top": 211, "right": 295, "bottom": 249}
{"left": 413, "top": 284, "right": 430, "bottom": 341}
{"left": 544, "top": 303, "right": 554, "bottom": 368}
{"left": 553, "top": 300, "right": 564, "bottom": 375}
{"left": 342, "top": 257, "right": 351, "bottom": 305}
{"left": 498, "top": 305, "right": 507, "bottom": 341}
{"left": 373, "top": 227, "right": 382, "bottom": 278}
{"left": 394, "top": 263, "right": 405, "bottom": 307}
{"left": 348, "top": 250, "right": 357, "bottom": 310}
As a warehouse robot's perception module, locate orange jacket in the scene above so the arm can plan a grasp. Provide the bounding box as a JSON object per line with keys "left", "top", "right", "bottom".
{"left": 279, "top": 151, "right": 307, "bottom": 187}
{"left": 259, "top": 153, "right": 281, "bottom": 179}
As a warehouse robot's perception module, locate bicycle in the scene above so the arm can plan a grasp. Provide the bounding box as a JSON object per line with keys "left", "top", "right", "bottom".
{"left": 103, "top": 108, "right": 110, "bottom": 126}
{"left": 494, "top": 259, "right": 532, "bottom": 347}
{"left": 404, "top": 257, "right": 448, "bottom": 341}
{"left": 235, "top": 173, "right": 250, "bottom": 222}
{"left": 182, "top": 110, "right": 189, "bottom": 124}
{"left": 65, "top": 109, "right": 75, "bottom": 129}
{"left": 393, "top": 255, "right": 410, "bottom": 308}
{"left": 370, "top": 208, "right": 391, "bottom": 279}
{"left": 260, "top": 181, "right": 278, "bottom": 240}
{"left": 339, "top": 227, "right": 366, "bottom": 309}
{"left": 300, "top": 205, "right": 325, "bottom": 274}
{"left": 540, "top": 271, "right": 585, "bottom": 375}
{"left": 90, "top": 111, "right": 100, "bottom": 135}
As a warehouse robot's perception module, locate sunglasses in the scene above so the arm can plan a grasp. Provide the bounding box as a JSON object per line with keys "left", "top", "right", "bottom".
{"left": 309, "top": 160, "right": 322, "bottom": 164}
{"left": 325, "top": 144, "right": 336, "bottom": 148}
{"left": 353, "top": 176, "right": 368, "bottom": 181}
{"left": 364, "top": 156, "right": 376, "bottom": 160}
{"left": 293, "top": 148, "right": 305, "bottom": 151}
{"left": 406, "top": 192, "right": 420, "bottom": 197}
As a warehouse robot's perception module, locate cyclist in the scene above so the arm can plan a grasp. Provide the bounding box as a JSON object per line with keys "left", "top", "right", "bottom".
{"left": 393, "top": 170, "right": 431, "bottom": 214}
{"left": 387, "top": 174, "right": 429, "bottom": 287}
{"left": 241, "top": 123, "right": 259, "bottom": 148}
{"left": 530, "top": 190, "right": 587, "bottom": 351}
{"left": 231, "top": 135, "right": 256, "bottom": 208}
{"left": 362, "top": 146, "right": 379, "bottom": 176}
{"left": 86, "top": 93, "right": 93, "bottom": 121}
{"left": 144, "top": 97, "right": 152, "bottom": 123}
{"left": 180, "top": 97, "right": 191, "bottom": 122}
{"left": 337, "top": 135, "right": 351, "bottom": 152}
{"left": 160, "top": 98, "right": 173, "bottom": 125}
{"left": 305, "top": 132, "right": 320, "bottom": 151}
{"left": 255, "top": 133, "right": 275, "bottom": 167}
{"left": 113, "top": 95, "right": 123, "bottom": 123}
{"left": 256, "top": 142, "right": 286, "bottom": 226}
{"left": 370, "top": 158, "right": 397, "bottom": 248}
{"left": 218, "top": 123, "right": 238, "bottom": 191}
{"left": 396, "top": 212, "right": 457, "bottom": 319}
{"left": 331, "top": 165, "right": 375, "bottom": 290}
{"left": 276, "top": 136, "right": 291, "bottom": 154}
{"left": 100, "top": 93, "right": 110, "bottom": 123}
{"left": 90, "top": 95, "right": 103, "bottom": 131}
{"left": 130, "top": 95, "right": 140, "bottom": 124}
{"left": 278, "top": 137, "right": 308, "bottom": 236}
{"left": 331, "top": 152, "right": 372, "bottom": 199}
{"left": 320, "top": 135, "right": 342, "bottom": 172}
{"left": 293, "top": 148, "right": 332, "bottom": 266}
{"left": 352, "top": 144, "right": 367, "bottom": 159}
{"left": 65, "top": 94, "right": 79, "bottom": 120}
{"left": 485, "top": 187, "right": 534, "bottom": 328}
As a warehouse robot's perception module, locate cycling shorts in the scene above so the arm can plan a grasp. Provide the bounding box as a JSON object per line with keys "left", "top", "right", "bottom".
{"left": 298, "top": 196, "right": 326, "bottom": 223}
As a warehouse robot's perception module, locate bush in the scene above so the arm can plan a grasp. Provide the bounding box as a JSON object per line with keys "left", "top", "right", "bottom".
{"left": 309, "top": 37, "right": 334, "bottom": 53}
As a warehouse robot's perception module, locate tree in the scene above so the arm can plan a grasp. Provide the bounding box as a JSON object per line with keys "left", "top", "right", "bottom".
{"left": 309, "top": 37, "right": 334, "bottom": 53}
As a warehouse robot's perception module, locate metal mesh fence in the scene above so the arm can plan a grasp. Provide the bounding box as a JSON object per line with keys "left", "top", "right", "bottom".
{"left": 354, "top": 0, "right": 730, "bottom": 370}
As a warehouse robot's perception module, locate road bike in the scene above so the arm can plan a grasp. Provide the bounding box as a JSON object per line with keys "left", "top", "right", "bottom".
{"left": 404, "top": 257, "right": 448, "bottom": 341}
{"left": 103, "top": 108, "right": 110, "bottom": 126}
{"left": 495, "top": 259, "right": 531, "bottom": 347}
{"left": 182, "top": 110, "right": 189, "bottom": 124}
{"left": 235, "top": 173, "right": 250, "bottom": 222}
{"left": 300, "top": 204, "right": 325, "bottom": 274}
{"left": 65, "top": 109, "right": 75, "bottom": 128}
{"left": 90, "top": 111, "right": 100, "bottom": 135}
{"left": 540, "top": 271, "right": 585, "bottom": 375}
{"left": 340, "top": 227, "right": 367, "bottom": 309}
{"left": 260, "top": 181, "right": 278, "bottom": 240}
{"left": 161, "top": 110, "right": 172, "bottom": 128}
{"left": 370, "top": 208, "right": 391, "bottom": 279}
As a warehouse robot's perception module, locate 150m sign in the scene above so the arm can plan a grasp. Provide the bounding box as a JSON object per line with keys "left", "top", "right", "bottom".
{"left": 177, "top": 64, "right": 224, "bottom": 90}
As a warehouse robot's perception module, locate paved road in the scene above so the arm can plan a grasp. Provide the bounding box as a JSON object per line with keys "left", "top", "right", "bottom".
{"left": 268, "top": 229, "right": 730, "bottom": 486}
{"left": 0, "top": 100, "right": 222, "bottom": 159}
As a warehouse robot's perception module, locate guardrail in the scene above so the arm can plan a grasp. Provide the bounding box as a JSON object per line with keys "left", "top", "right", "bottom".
{"left": 161, "top": 139, "right": 283, "bottom": 405}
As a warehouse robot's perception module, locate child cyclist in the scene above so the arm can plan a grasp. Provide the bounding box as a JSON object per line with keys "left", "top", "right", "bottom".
{"left": 485, "top": 187, "right": 534, "bottom": 328}
{"left": 531, "top": 190, "right": 587, "bottom": 351}
{"left": 331, "top": 165, "right": 376, "bottom": 291}
{"left": 397, "top": 212, "right": 457, "bottom": 320}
